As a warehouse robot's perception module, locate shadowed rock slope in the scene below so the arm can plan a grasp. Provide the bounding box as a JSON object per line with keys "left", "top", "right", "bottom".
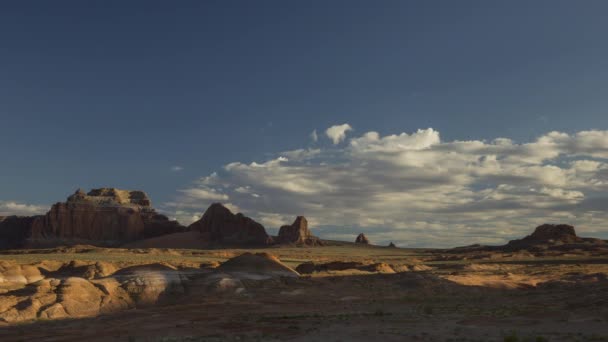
{"left": 188, "top": 203, "right": 273, "bottom": 247}
{"left": 355, "top": 233, "right": 370, "bottom": 244}
{"left": 505, "top": 224, "right": 605, "bottom": 251}
{"left": 448, "top": 224, "right": 607, "bottom": 254}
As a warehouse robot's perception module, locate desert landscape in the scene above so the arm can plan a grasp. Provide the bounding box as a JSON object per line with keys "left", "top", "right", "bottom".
{"left": 3, "top": 3, "right": 608, "bottom": 341}
{"left": 0, "top": 189, "right": 607, "bottom": 341}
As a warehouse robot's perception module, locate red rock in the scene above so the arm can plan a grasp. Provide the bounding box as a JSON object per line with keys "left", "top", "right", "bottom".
{"left": 277, "top": 216, "right": 323, "bottom": 246}
{"left": 0, "top": 216, "right": 41, "bottom": 249}
{"left": 188, "top": 203, "right": 272, "bottom": 246}
{"left": 506, "top": 224, "right": 583, "bottom": 250}
{"left": 0, "top": 188, "right": 185, "bottom": 248}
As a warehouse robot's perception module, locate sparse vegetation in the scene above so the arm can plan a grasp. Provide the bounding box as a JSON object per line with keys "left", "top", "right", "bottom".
{"left": 0, "top": 245, "right": 606, "bottom": 341}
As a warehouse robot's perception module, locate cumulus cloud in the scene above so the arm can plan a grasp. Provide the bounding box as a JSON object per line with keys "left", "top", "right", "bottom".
{"left": 165, "top": 128, "right": 608, "bottom": 247}
{"left": 325, "top": 123, "right": 353, "bottom": 144}
{"left": 175, "top": 188, "right": 229, "bottom": 202}
{"left": 0, "top": 201, "right": 48, "bottom": 216}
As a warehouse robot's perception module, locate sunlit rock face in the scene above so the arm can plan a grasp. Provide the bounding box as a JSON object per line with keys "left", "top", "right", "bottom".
{"left": 0, "top": 188, "right": 185, "bottom": 248}
{"left": 277, "top": 216, "right": 323, "bottom": 246}
{"left": 0, "top": 252, "right": 299, "bottom": 323}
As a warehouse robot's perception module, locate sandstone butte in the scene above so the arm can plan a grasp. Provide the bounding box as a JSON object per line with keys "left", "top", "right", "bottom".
{"left": 276, "top": 216, "right": 323, "bottom": 246}
{"left": 0, "top": 191, "right": 327, "bottom": 249}
{"left": 0, "top": 188, "right": 184, "bottom": 248}
{"left": 355, "top": 233, "right": 370, "bottom": 244}
{"left": 188, "top": 203, "right": 274, "bottom": 246}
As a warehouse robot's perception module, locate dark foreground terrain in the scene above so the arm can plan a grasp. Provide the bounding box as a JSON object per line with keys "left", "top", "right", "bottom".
{"left": 0, "top": 243, "right": 607, "bottom": 342}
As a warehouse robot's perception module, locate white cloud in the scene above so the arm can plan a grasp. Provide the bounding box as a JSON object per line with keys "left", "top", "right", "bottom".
{"left": 310, "top": 129, "right": 318, "bottom": 143}
{"left": 171, "top": 166, "right": 184, "bottom": 172}
{"left": 325, "top": 123, "right": 353, "bottom": 144}
{"left": 280, "top": 148, "right": 321, "bottom": 161}
{"left": 178, "top": 188, "right": 229, "bottom": 201}
{"left": 166, "top": 128, "right": 608, "bottom": 246}
{"left": 0, "top": 201, "right": 48, "bottom": 216}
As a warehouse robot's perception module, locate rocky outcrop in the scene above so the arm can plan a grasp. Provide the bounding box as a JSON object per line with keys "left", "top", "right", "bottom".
{"left": 0, "top": 188, "right": 185, "bottom": 248}
{"left": 277, "top": 216, "right": 323, "bottom": 246}
{"left": 506, "top": 224, "right": 584, "bottom": 250}
{"left": 447, "top": 224, "right": 608, "bottom": 253}
{"left": 0, "top": 261, "right": 189, "bottom": 323}
{"left": 0, "top": 216, "right": 42, "bottom": 249}
{"left": 355, "top": 233, "right": 370, "bottom": 244}
{"left": 188, "top": 203, "right": 272, "bottom": 246}
{"left": 140, "top": 213, "right": 186, "bottom": 239}
{"left": 388, "top": 242, "right": 397, "bottom": 248}
{"left": 0, "top": 253, "right": 300, "bottom": 323}
{"left": 31, "top": 188, "right": 185, "bottom": 244}
{"left": 218, "top": 252, "right": 299, "bottom": 278}
{"left": 296, "top": 261, "right": 396, "bottom": 274}
{"left": 526, "top": 224, "right": 578, "bottom": 242}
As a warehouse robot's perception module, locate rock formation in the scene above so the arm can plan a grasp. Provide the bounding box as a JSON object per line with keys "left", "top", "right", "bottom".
{"left": 506, "top": 224, "right": 582, "bottom": 250}
{"left": 0, "top": 251, "right": 305, "bottom": 324}
{"left": 0, "top": 260, "right": 188, "bottom": 323}
{"left": 388, "top": 242, "right": 396, "bottom": 248}
{"left": 0, "top": 188, "right": 185, "bottom": 248}
{"left": 277, "top": 216, "right": 323, "bottom": 246}
{"left": 355, "top": 233, "right": 370, "bottom": 244}
{"left": 504, "top": 224, "right": 605, "bottom": 249}
{"left": 218, "top": 252, "right": 299, "bottom": 278}
{"left": 295, "top": 261, "right": 396, "bottom": 274}
{"left": 188, "top": 203, "right": 272, "bottom": 246}
{"left": 0, "top": 216, "right": 42, "bottom": 249}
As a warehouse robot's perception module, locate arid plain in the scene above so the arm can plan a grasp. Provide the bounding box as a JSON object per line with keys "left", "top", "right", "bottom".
{"left": 1, "top": 241, "right": 607, "bottom": 341}
{"left": 1, "top": 189, "right": 607, "bottom": 341}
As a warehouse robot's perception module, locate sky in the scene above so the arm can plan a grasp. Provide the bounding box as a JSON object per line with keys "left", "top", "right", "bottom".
{"left": 2, "top": 1, "right": 608, "bottom": 247}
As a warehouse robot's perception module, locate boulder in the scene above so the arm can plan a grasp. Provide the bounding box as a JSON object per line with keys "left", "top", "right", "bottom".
{"left": 188, "top": 203, "right": 272, "bottom": 246}
{"left": 0, "top": 262, "right": 44, "bottom": 287}
{"left": 51, "top": 261, "right": 118, "bottom": 280}
{"left": 355, "top": 233, "right": 369, "bottom": 244}
{"left": 57, "top": 277, "right": 104, "bottom": 317}
{"left": 113, "top": 264, "right": 185, "bottom": 305}
{"left": 277, "top": 216, "right": 323, "bottom": 246}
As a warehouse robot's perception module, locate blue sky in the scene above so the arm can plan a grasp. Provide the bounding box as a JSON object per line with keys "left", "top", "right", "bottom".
{"left": 2, "top": 1, "right": 608, "bottom": 246}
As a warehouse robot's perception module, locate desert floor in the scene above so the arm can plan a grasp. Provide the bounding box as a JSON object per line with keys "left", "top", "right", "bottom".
{"left": 1, "top": 243, "right": 607, "bottom": 342}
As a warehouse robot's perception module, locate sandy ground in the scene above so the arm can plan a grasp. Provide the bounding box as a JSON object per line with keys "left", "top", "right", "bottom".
{"left": 0, "top": 245, "right": 607, "bottom": 341}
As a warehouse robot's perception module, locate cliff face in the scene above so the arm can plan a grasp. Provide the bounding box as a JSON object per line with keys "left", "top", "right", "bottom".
{"left": 505, "top": 224, "right": 582, "bottom": 250}
{"left": 277, "top": 216, "right": 323, "bottom": 246}
{"left": 0, "top": 216, "right": 42, "bottom": 249}
{"left": 31, "top": 202, "right": 146, "bottom": 242}
{"left": 0, "top": 188, "right": 185, "bottom": 248}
